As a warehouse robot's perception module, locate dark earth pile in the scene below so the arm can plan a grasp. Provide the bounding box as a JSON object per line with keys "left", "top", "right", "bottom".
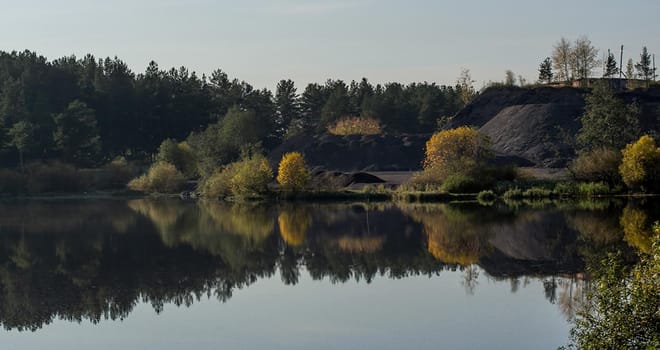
{"left": 270, "top": 86, "right": 660, "bottom": 170}
{"left": 269, "top": 133, "right": 429, "bottom": 172}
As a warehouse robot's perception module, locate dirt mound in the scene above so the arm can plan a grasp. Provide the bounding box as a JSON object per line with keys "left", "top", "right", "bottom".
{"left": 270, "top": 86, "right": 660, "bottom": 170}
{"left": 268, "top": 134, "right": 429, "bottom": 172}
{"left": 448, "top": 86, "right": 586, "bottom": 167}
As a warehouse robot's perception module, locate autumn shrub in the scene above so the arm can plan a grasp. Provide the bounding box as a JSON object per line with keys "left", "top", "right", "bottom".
{"left": 423, "top": 126, "right": 490, "bottom": 172}
{"left": 569, "top": 147, "right": 622, "bottom": 185}
{"left": 128, "top": 162, "right": 185, "bottom": 193}
{"left": 414, "top": 127, "right": 495, "bottom": 191}
{"left": 619, "top": 135, "right": 660, "bottom": 192}
{"left": 327, "top": 116, "right": 382, "bottom": 135}
{"left": 277, "top": 152, "right": 311, "bottom": 191}
{"left": 156, "top": 139, "right": 198, "bottom": 178}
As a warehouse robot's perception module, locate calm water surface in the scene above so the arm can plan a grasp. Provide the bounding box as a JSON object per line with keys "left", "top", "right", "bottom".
{"left": 0, "top": 198, "right": 654, "bottom": 349}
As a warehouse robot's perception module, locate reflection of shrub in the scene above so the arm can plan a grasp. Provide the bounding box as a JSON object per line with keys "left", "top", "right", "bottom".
{"left": 477, "top": 190, "right": 496, "bottom": 202}
{"left": 0, "top": 169, "right": 24, "bottom": 194}
{"left": 569, "top": 147, "right": 622, "bottom": 185}
{"left": 327, "top": 116, "right": 382, "bottom": 135}
{"left": 620, "top": 206, "right": 653, "bottom": 253}
{"left": 128, "top": 162, "right": 185, "bottom": 193}
{"left": 277, "top": 152, "right": 310, "bottom": 191}
{"left": 336, "top": 236, "right": 385, "bottom": 253}
{"left": 277, "top": 207, "right": 312, "bottom": 246}
{"left": 619, "top": 135, "right": 660, "bottom": 192}
{"left": 503, "top": 188, "right": 523, "bottom": 200}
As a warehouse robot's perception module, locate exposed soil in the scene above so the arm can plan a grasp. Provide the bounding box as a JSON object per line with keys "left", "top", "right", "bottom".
{"left": 270, "top": 86, "right": 660, "bottom": 171}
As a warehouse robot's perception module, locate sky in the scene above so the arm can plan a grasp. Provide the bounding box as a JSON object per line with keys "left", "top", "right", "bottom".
{"left": 0, "top": 0, "right": 658, "bottom": 90}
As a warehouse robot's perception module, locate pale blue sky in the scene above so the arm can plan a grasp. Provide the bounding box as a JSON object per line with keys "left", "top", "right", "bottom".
{"left": 0, "top": 0, "right": 658, "bottom": 89}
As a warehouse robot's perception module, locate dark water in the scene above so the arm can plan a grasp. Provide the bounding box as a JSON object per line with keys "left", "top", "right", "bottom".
{"left": 0, "top": 198, "right": 655, "bottom": 349}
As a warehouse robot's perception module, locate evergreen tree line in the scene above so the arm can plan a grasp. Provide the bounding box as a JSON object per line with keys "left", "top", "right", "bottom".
{"left": 0, "top": 50, "right": 464, "bottom": 168}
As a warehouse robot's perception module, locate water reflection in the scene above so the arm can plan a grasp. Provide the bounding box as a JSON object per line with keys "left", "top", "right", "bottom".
{"left": 0, "top": 198, "right": 655, "bottom": 332}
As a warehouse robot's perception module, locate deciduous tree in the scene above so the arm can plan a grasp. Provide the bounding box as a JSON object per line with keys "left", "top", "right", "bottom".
{"left": 577, "top": 83, "right": 639, "bottom": 151}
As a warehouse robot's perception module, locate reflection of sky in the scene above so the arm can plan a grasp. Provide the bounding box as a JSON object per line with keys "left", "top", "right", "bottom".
{"left": 1, "top": 268, "right": 569, "bottom": 350}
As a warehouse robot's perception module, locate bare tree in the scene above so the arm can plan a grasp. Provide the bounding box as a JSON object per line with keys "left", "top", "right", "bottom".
{"left": 456, "top": 68, "right": 476, "bottom": 106}
{"left": 504, "top": 70, "right": 516, "bottom": 85}
{"left": 552, "top": 37, "right": 573, "bottom": 82}
{"left": 572, "top": 36, "right": 599, "bottom": 80}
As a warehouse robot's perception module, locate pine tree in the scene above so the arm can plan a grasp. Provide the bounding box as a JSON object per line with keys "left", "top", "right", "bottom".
{"left": 603, "top": 51, "right": 618, "bottom": 78}
{"left": 635, "top": 46, "right": 655, "bottom": 87}
{"left": 538, "top": 57, "right": 553, "bottom": 83}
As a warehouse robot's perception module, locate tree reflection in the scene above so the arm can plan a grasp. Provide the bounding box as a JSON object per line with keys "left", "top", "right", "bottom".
{"left": 0, "top": 199, "right": 644, "bottom": 333}
{"left": 400, "top": 204, "right": 491, "bottom": 266}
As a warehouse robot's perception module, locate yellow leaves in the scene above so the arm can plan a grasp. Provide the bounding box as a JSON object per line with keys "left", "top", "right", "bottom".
{"left": 621, "top": 206, "right": 653, "bottom": 254}
{"left": 278, "top": 206, "right": 312, "bottom": 247}
{"left": 327, "top": 116, "right": 382, "bottom": 135}
{"left": 277, "top": 152, "right": 310, "bottom": 191}
{"left": 619, "top": 135, "right": 660, "bottom": 191}
{"left": 423, "top": 126, "right": 489, "bottom": 171}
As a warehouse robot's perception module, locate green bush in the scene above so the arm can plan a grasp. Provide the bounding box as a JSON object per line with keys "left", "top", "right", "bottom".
{"left": 553, "top": 182, "right": 578, "bottom": 197}
{"left": 229, "top": 155, "right": 273, "bottom": 198}
{"left": 156, "top": 139, "right": 198, "bottom": 178}
{"left": 198, "top": 164, "right": 238, "bottom": 199}
{"left": 440, "top": 174, "right": 485, "bottom": 193}
{"left": 577, "top": 182, "right": 610, "bottom": 197}
{"left": 128, "top": 162, "right": 185, "bottom": 193}
{"left": 198, "top": 154, "right": 273, "bottom": 199}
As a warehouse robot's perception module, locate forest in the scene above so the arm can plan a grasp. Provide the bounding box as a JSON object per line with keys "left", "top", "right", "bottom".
{"left": 0, "top": 50, "right": 465, "bottom": 168}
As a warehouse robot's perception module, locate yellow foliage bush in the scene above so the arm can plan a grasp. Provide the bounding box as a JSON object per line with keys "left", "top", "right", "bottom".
{"left": 277, "top": 152, "right": 311, "bottom": 191}
{"left": 423, "top": 126, "right": 489, "bottom": 171}
{"left": 619, "top": 135, "right": 660, "bottom": 192}
{"left": 327, "top": 116, "right": 382, "bottom": 135}
{"left": 127, "top": 162, "right": 185, "bottom": 193}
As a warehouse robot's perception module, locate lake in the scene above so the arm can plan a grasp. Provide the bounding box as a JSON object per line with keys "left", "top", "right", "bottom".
{"left": 0, "top": 198, "right": 654, "bottom": 349}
